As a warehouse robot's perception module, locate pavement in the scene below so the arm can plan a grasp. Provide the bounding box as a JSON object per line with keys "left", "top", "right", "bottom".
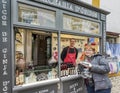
{"left": 110, "top": 76, "right": 120, "bottom": 93}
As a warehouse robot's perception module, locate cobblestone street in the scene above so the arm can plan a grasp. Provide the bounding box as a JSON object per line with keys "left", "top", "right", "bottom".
{"left": 110, "top": 76, "right": 120, "bottom": 93}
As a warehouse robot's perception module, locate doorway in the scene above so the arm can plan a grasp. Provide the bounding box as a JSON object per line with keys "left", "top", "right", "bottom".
{"left": 32, "top": 33, "right": 51, "bottom": 66}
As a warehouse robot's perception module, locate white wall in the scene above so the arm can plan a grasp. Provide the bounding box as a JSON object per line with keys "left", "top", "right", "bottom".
{"left": 100, "top": 0, "right": 120, "bottom": 33}
{"left": 80, "top": 0, "right": 120, "bottom": 33}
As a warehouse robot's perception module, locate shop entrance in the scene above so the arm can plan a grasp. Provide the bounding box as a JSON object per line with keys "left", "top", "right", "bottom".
{"left": 32, "top": 33, "right": 51, "bottom": 66}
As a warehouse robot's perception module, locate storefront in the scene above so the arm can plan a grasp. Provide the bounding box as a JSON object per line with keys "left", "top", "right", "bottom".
{"left": 0, "top": 0, "right": 109, "bottom": 93}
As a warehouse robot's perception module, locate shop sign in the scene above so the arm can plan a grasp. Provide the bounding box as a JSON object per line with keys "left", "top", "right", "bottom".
{"left": 17, "top": 84, "right": 58, "bottom": 93}
{"left": 63, "top": 77, "right": 85, "bottom": 93}
{"left": 34, "top": 0, "right": 98, "bottom": 19}
{"left": 0, "top": 0, "right": 12, "bottom": 93}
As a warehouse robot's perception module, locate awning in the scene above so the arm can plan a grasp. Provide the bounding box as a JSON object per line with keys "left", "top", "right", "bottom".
{"left": 107, "top": 31, "right": 120, "bottom": 38}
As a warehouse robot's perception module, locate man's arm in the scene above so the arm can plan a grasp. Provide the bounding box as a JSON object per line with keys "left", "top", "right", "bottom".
{"left": 75, "top": 48, "right": 78, "bottom": 59}
{"left": 61, "top": 47, "right": 67, "bottom": 61}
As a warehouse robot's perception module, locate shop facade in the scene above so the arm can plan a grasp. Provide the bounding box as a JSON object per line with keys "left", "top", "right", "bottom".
{"left": 0, "top": 0, "right": 109, "bottom": 93}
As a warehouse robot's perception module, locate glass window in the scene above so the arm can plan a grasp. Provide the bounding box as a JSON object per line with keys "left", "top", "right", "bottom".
{"left": 15, "top": 28, "right": 58, "bottom": 86}
{"left": 60, "top": 34, "right": 99, "bottom": 77}
{"left": 18, "top": 4, "right": 56, "bottom": 28}
{"left": 63, "top": 14, "right": 100, "bottom": 34}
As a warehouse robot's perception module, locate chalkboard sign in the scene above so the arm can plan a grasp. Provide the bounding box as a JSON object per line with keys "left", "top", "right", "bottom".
{"left": 0, "top": 0, "right": 12, "bottom": 93}
{"left": 63, "top": 77, "right": 85, "bottom": 93}
{"left": 17, "top": 83, "right": 58, "bottom": 93}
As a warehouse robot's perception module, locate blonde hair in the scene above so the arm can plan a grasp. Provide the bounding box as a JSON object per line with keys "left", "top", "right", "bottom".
{"left": 84, "top": 44, "right": 95, "bottom": 52}
{"left": 80, "top": 44, "right": 96, "bottom": 61}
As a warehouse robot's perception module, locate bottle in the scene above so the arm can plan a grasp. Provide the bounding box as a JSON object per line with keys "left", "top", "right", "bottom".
{"left": 19, "top": 71, "right": 24, "bottom": 85}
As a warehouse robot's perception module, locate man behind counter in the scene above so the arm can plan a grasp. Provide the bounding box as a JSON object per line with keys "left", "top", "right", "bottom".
{"left": 61, "top": 38, "right": 78, "bottom": 66}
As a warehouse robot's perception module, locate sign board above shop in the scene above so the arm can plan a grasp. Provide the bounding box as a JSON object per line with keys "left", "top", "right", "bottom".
{"left": 0, "top": 0, "right": 12, "bottom": 93}
{"left": 33, "top": 0, "right": 99, "bottom": 19}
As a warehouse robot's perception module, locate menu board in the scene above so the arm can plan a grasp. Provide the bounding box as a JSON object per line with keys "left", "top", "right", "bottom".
{"left": 17, "top": 83, "right": 58, "bottom": 93}
{"left": 63, "top": 77, "right": 85, "bottom": 93}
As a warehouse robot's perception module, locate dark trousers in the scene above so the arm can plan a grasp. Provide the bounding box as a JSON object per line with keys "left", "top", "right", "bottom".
{"left": 86, "top": 85, "right": 111, "bottom": 93}
{"left": 86, "top": 85, "right": 95, "bottom": 93}
{"left": 96, "top": 88, "right": 111, "bottom": 93}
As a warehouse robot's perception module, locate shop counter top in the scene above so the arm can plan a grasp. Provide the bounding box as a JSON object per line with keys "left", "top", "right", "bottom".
{"left": 13, "top": 78, "right": 59, "bottom": 92}
{"left": 61, "top": 74, "right": 83, "bottom": 82}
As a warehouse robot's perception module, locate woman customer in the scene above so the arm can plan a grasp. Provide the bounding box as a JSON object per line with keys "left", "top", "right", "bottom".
{"left": 79, "top": 44, "right": 112, "bottom": 93}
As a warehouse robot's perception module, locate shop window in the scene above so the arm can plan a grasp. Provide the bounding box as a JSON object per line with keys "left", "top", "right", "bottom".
{"left": 63, "top": 14, "right": 100, "bottom": 34}
{"left": 18, "top": 4, "right": 56, "bottom": 28}
{"left": 60, "top": 34, "right": 100, "bottom": 77}
{"left": 15, "top": 28, "right": 58, "bottom": 86}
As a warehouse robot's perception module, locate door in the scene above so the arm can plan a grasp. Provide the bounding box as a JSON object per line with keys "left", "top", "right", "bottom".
{"left": 32, "top": 34, "right": 51, "bottom": 66}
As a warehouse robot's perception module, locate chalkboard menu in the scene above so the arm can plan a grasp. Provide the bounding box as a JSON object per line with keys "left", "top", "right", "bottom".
{"left": 17, "top": 83, "right": 58, "bottom": 93}
{"left": 63, "top": 77, "right": 86, "bottom": 93}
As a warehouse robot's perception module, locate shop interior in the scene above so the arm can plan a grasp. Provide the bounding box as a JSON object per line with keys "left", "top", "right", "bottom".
{"left": 15, "top": 28, "right": 58, "bottom": 85}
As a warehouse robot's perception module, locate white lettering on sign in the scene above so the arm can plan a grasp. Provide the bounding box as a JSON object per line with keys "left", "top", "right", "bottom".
{"left": 2, "top": 32, "right": 8, "bottom": 42}
{"left": 69, "top": 82, "right": 83, "bottom": 93}
{"left": 2, "top": 32, "right": 7, "bottom": 36}
{"left": 40, "top": 0, "right": 74, "bottom": 11}
{"left": 2, "top": 48, "right": 8, "bottom": 76}
{"left": 3, "top": 59, "right": 8, "bottom": 64}
{"left": 3, "top": 65, "right": 8, "bottom": 75}
{"left": 74, "top": 6, "right": 98, "bottom": 18}
{"left": 2, "top": 0, "right": 7, "bottom": 3}
{"left": 3, "top": 81, "right": 10, "bottom": 93}
{"left": 2, "top": 48, "right": 7, "bottom": 53}
{"left": 69, "top": 83, "right": 78, "bottom": 89}
{"left": 1, "top": 0, "right": 7, "bottom": 26}
{"left": 2, "top": 37, "right": 8, "bottom": 42}
{"left": 36, "top": 0, "right": 98, "bottom": 18}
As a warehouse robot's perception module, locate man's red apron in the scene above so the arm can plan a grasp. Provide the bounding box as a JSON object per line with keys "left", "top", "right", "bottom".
{"left": 64, "top": 48, "right": 76, "bottom": 65}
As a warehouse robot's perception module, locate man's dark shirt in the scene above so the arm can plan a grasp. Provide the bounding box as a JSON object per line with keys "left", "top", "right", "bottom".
{"left": 61, "top": 46, "right": 78, "bottom": 61}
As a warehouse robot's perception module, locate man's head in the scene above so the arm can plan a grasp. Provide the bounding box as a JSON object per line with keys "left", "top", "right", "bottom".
{"left": 70, "top": 38, "right": 76, "bottom": 48}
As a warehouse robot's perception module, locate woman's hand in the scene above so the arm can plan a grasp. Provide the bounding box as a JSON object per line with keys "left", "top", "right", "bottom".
{"left": 79, "top": 62, "right": 92, "bottom": 68}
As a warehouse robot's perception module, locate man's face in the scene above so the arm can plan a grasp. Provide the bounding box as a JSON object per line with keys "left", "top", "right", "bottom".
{"left": 70, "top": 39, "right": 75, "bottom": 47}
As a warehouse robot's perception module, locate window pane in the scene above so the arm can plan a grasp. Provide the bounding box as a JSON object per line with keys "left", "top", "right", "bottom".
{"left": 60, "top": 34, "right": 99, "bottom": 77}
{"left": 18, "top": 4, "right": 56, "bottom": 28}
{"left": 63, "top": 14, "right": 100, "bottom": 34}
{"left": 15, "top": 28, "right": 58, "bottom": 86}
